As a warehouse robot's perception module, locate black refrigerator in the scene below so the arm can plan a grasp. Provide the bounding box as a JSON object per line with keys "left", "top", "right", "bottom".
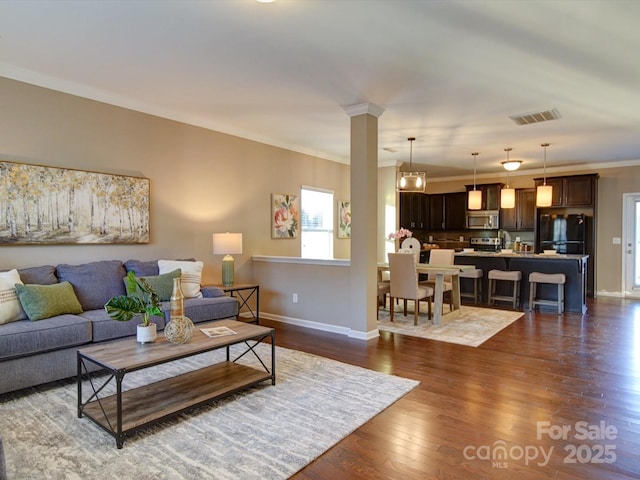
{"left": 538, "top": 214, "right": 586, "bottom": 254}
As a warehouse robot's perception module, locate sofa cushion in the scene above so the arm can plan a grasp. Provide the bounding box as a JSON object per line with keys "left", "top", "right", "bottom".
{"left": 15, "top": 282, "right": 84, "bottom": 321}
{"left": 0, "top": 269, "right": 26, "bottom": 324}
{"left": 124, "top": 259, "right": 159, "bottom": 277}
{"left": 57, "top": 260, "right": 127, "bottom": 311}
{"left": 125, "top": 269, "right": 181, "bottom": 302}
{"left": 201, "top": 286, "right": 225, "bottom": 298}
{"left": 0, "top": 314, "right": 92, "bottom": 361}
{"left": 79, "top": 309, "right": 166, "bottom": 343}
{"left": 162, "top": 296, "right": 238, "bottom": 324}
{"left": 17, "top": 265, "right": 58, "bottom": 285}
{"left": 158, "top": 260, "right": 203, "bottom": 298}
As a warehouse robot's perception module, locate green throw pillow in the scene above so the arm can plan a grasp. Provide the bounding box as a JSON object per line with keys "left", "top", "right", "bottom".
{"left": 15, "top": 281, "right": 83, "bottom": 321}
{"left": 124, "top": 269, "right": 181, "bottom": 301}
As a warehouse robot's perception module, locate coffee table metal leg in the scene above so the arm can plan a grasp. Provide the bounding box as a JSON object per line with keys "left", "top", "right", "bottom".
{"left": 271, "top": 330, "right": 276, "bottom": 385}
{"left": 77, "top": 352, "right": 83, "bottom": 418}
{"left": 115, "top": 371, "right": 125, "bottom": 449}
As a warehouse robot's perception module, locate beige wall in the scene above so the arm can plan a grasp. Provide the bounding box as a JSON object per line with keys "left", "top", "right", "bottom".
{"left": 0, "top": 77, "right": 351, "bottom": 283}
{"left": 252, "top": 258, "right": 353, "bottom": 334}
{"left": 2, "top": 76, "right": 639, "bottom": 330}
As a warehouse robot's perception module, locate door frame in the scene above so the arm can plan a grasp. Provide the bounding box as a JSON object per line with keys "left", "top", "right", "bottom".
{"left": 622, "top": 192, "right": 640, "bottom": 298}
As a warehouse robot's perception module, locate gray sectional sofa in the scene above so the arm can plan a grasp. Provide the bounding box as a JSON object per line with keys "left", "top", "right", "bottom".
{"left": 0, "top": 259, "right": 238, "bottom": 395}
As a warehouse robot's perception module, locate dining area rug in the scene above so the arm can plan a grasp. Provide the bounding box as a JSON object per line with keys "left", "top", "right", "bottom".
{"left": 377, "top": 303, "right": 524, "bottom": 347}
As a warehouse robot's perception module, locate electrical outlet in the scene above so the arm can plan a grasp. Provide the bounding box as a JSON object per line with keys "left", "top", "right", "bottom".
{"left": 292, "top": 293, "right": 298, "bottom": 303}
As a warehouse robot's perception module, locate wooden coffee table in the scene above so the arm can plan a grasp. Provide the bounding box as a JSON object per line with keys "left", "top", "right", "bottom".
{"left": 77, "top": 319, "right": 275, "bottom": 448}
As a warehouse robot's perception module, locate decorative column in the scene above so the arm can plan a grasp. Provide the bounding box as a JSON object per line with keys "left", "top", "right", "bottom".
{"left": 344, "top": 102, "right": 384, "bottom": 339}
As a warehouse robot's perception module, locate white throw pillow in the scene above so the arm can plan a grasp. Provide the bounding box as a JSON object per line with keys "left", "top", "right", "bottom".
{"left": 0, "top": 269, "right": 27, "bottom": 324}
{"left": 158, "top": 260, "right": 203, "bottom": 298}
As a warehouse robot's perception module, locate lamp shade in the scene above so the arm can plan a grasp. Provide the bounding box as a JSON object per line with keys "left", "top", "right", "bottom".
{"left": 501, "top": 187, "right": 515, "bottom": 209}
{"left": 468, "top": 189, "right": 482, "bottom": 210}
{"left": 212, "top": 233, "right": 243, "bottom": 255}
{"left": 536, "top": 185, "right": 553, "bottom": 207}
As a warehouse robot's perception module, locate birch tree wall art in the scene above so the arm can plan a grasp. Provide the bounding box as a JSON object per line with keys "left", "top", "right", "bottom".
{"left": 0, "top": 161, "right": 150, "bottom": 245}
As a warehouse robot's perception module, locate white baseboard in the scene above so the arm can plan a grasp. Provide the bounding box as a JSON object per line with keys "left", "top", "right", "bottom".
{"left": 596, "top": 290, "right": 624, "bottom": 298}
{"left": 257, "top": 312, "right": 379, "bottom": 340}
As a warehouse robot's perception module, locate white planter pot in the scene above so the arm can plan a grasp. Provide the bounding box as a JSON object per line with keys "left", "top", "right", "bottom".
{"left": 137, "top": 323, "right": 157, "bottom": 344}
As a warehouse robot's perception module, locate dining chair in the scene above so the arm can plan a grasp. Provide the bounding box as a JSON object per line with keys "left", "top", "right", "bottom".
{"left": 377, "top": 281, "right": 390, "bottom": 319}
{"left": 388, "top": 253, "right": 434, "bottom": 325}
{"left": 421, "top": 248, "right": 455, "bottom": 311}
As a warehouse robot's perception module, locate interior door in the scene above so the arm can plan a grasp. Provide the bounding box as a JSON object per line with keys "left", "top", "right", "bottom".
{"left": 622, "top": 193, "right": 640, "bottom": 298}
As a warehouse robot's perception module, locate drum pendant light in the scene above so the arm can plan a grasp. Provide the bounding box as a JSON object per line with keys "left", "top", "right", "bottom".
{"left": 500, "top": 148, "right": 516, "bottom": 209}
{"left": 536, "top": 143, "right": 553, "bottom": 207}
{"left": 468, "top": 152, "right": 482, "bottom": 210}
{"left": 396, "top": 137, "right": 426, "bottom": 193}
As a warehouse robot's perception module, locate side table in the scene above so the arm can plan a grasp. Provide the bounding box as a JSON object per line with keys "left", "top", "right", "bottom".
{"left": 209, "top": 283, "right": 260, "bottom": 324}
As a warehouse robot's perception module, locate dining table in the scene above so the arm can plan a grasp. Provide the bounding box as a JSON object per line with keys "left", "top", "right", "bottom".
{"left": 378, "top": 262, "right": 475, "bottom": 325}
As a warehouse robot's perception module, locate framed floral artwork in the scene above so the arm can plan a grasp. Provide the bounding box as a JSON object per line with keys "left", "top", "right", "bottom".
{"left": 0, "top": 160, "right": 149, "bottom": 245}
{"left": 338, "top": 200, "right": 351, "bottom": 238}
{"left": 271, "top": 193, "right": 299, "bottom": 238}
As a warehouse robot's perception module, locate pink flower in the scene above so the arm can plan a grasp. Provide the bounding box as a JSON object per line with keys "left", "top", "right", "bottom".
{"left": 387, "top": 228, "right": 413, "bottom": 240}
{"left": 274, "top": 207, "right": 296, "bottom": 236}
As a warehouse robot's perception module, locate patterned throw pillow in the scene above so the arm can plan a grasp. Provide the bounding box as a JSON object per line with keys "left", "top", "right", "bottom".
{"left": 158, "top": 260, "right": 203, "bottom": 298}
{"left": 0, "top": 269, "right": 27, "bottom": 324}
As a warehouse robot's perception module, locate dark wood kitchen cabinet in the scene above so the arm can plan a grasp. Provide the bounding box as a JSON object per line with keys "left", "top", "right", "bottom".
{"left": 399, "top": 192, "right": 429, "bottom": 229}
{"left": 429, "top": 192, "right": 466, "bottom": 230}
{"left": 445, "top": 192, "right": 467, "bottom": 230}
{"left": 501, "top": 188, "right": 535, "bottom": 231}
{"left": 465, "top": 183, "right": 503, "bottom": 211}
{"left": 429, "top": 194, "right": 445, "bottom": 230}
{"left": 533, "top": 174, "right": 598, "bottom": 207}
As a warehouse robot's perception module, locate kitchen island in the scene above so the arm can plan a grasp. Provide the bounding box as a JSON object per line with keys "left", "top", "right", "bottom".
{"left": 453, "top": 252, "right": 588, "bottom": 314}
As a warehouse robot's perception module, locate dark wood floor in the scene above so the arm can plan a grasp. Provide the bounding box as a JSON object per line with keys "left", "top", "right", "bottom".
{"left": 261, "top": 297, "right": 640, "bottom": 480}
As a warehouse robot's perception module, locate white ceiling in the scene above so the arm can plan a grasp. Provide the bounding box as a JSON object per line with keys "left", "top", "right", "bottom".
{"left": 1, "top": 0, "right": 640, "bottom": 178}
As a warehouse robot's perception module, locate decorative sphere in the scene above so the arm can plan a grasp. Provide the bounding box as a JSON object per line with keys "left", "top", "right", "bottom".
{"left": 164, "top": 316, "right": 194, "bottom": 344}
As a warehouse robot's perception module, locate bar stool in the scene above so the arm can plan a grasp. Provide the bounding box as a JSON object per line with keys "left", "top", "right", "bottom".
{"left": 529, "top": 272, "right": 566, "bottom": 314}
{"left": 459, "top": 268, "right": 483, "bottom": 304}
{"left": 488, "top": 270, "right": 522, "bottom": 309}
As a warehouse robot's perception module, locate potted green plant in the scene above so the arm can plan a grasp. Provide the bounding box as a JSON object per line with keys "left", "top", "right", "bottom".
{"left": 104, "top": 271, "right": 163, "bottom": 343}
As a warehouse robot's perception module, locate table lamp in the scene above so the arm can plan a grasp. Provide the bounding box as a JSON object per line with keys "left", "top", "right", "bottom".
{"left": 212, "top": 233, "right": 243, "bottom": 287}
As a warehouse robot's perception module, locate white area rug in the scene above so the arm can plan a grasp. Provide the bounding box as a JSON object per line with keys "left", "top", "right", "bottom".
{"left": 0, "top": 344, "right": 418, "bottom": 480}
{"left": 378, "top": 303, "right": 523, "bottom": 347}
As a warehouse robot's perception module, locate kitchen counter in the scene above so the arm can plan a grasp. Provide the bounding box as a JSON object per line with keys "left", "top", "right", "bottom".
{"left": 456, "top": 251, "right": 588, "bottom": 260}
{"left": 453, "top": 252, "right": 588, "bottom": 313}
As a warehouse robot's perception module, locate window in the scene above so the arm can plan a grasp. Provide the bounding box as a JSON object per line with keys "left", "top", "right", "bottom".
{"left": 301, "top": 187, "right": 334, "bottom": 259}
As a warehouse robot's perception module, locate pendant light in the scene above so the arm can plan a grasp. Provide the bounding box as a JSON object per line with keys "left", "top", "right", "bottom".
{"left": 468, "top": 152, "right": 482, "bottom": 210}
{"left": 396, "top": 137, "right": 426, "bottom": 193}
{"left": 536, "top": 143, "right": 553, "bottom": 207}
{"left": 500, "top": 148, "right": 516, "bottom": 209}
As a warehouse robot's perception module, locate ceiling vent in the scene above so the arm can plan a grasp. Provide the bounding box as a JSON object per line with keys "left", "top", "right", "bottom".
{"left": 510, "top": 108, "right": 561, "bottom": 126}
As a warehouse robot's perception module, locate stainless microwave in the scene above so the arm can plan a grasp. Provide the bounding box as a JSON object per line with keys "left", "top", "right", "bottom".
{"left": 466, "top": 210, "right": 500, "bottom": 230}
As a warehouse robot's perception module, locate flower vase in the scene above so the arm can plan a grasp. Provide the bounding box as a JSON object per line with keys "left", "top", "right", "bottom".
{"left": 164, "top": 277, "right": 194, "bottom": 344}
{"left": 137, "top": 323, "right": 157, "bottom": 344}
